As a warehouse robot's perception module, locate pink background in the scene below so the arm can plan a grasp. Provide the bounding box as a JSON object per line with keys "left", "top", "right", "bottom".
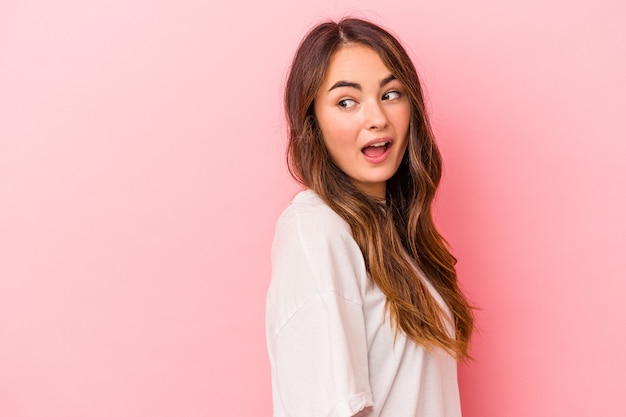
{"left": 1, "top": 1, "right": 625, "bottom": 416}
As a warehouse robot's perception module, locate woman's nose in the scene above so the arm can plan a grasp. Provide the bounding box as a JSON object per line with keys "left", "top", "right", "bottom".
{"left": 364, "top": 101, "right": 388, "bottom": 130}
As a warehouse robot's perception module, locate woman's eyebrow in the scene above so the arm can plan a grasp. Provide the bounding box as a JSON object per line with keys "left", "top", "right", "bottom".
{"left": 380, "top": 74, "right": 396, "bottom": 87}
{"left": 328, "top": 81, "right": 360, "bottom": 92}
{"left": 328, "top": 74, "right": 396, "bottom": 92}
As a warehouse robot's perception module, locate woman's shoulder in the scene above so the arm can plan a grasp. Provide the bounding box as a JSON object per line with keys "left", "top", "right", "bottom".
{"left": 276, "top": 189, "right": 351, "bottom": 237}
{"left": 272, "top": 189, "right": 362, "bottom": 277}
{"left": 269, "top": 190, "right": 368, "bottom": 323}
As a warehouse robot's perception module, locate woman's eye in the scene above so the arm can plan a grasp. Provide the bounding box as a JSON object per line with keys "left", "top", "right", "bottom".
{"left": 338, "top": 98, "right": 357, "bottom": 109}
{"left": 382, "top": 90, "right": 401, "bottom": 101}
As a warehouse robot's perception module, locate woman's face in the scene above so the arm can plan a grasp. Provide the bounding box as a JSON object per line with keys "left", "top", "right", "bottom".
{"left": 314, "top": 43, "right": 410, "bottom": 199}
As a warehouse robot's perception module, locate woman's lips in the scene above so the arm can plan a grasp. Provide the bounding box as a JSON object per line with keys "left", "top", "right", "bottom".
{"left": 361, "top": 138, "right": 393, "bottom": 163}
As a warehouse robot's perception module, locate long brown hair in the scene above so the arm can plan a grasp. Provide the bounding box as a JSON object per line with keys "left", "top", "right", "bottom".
{"left": 285, "top": 18, "right": 474, "bottom": 359}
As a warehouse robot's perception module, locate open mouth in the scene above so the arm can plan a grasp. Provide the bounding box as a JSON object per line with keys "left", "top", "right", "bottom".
{"left": 362, "top": 141, "right": 391, "bottom": 158}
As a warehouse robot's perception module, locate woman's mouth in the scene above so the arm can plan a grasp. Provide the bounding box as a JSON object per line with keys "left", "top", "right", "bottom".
{"left": 362, "top": 141, "right": 390, "bottom": 158}
{"left": 361, "top": 138, "right": 393, "bottom": 163}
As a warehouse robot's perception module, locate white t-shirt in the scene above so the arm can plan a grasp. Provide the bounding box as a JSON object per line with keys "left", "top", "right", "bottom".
{"left": 266, "top": 190, "right": 462, "bottom": 417}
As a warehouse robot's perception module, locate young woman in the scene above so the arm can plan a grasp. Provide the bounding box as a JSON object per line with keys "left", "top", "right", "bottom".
{"left": 266, "top": 18, "right": 474, "bottom": 417}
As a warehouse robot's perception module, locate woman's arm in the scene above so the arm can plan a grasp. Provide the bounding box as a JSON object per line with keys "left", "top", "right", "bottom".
{"left": 266, "top": 195, "right": 374, "bottom": 417}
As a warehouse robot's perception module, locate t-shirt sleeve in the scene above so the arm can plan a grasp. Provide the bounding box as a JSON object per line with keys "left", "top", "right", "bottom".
{"left": 266, "top": 205, "right": 374, "bottom": 417}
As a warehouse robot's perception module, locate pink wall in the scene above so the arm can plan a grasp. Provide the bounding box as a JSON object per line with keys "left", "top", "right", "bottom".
{"left": 1, "top": 1, "right": 624, "bottom": 416}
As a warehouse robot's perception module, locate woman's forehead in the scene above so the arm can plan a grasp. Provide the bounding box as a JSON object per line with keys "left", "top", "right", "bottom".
{"left": 321, "top": 44, "right": 393, "bottom": 87}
